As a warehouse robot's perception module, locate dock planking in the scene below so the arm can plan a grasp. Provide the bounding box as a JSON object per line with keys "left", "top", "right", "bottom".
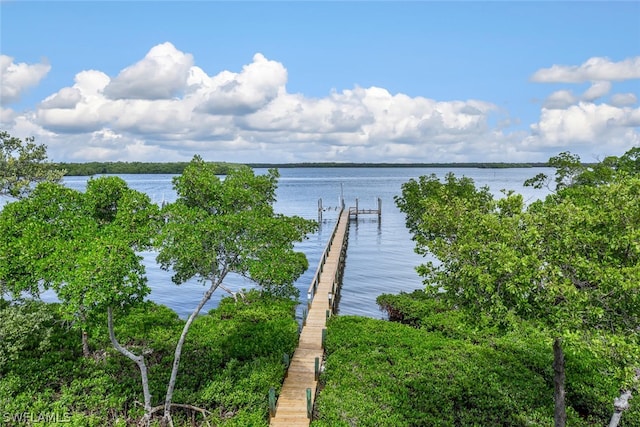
{"left": 270, "top": 209, "right": 350, "bottom": 426}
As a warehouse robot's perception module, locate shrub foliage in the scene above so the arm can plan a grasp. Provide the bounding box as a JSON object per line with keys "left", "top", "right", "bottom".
{"left": 0, "top": 291, "right": 298, "bottom": 426}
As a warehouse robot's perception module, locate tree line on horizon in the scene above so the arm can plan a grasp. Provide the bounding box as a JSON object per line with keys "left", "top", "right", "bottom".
{"left": 56, "top": 161, "right": 553, "bottom": 176}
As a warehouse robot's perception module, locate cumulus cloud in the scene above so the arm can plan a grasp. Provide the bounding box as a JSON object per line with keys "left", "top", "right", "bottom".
{"left": 531, "top": 56, "right": 640, "bottom": 83}
{"left": 3, "top": 44, "right": 638, "bottom": 164}
{"left": 36, "top": 70, "right": 111, "bottom": 132}
{"left": 528, "top": 102, "right": 640, "bottom": 150}
{"left": 0, "top": 55, "right": 51, "bottom": 105}
{"left": 543, "top": 90, "right": 578, "bottom": 109}
{"left": 529, "top": 56, "right": 639, "bottom": 156}
{"left": 104, "top": 42, "right": 193, "bottom": 100}
{"left": 0, "top": 107, "right": 16, "bottom": 124}
{"left": 194, "top": 53, "right": 287, "bottom": 115}
{"left": 39, "top": 87, "right": 82, "bottom": 109}
{"left": 610, "top": 93, "right": 638, "bottom": 107}
{"left": 581, "top": 81, "right": 611, "bottom": 101}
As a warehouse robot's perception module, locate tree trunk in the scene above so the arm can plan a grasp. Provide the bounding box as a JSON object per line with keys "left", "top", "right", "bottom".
{"left": 553, "top": 337, "right": 566, "bottom": 427}
{"left": 608, "top": 368, "right": 640, "bottom": 427}
{"left": 162, "top": 277, "right": 223, "bottom": 425}
{"left": 79, "top": 311, "right": 90, "bottom": 357}
{"left": 107, "top": 307, "right": 152, "bottom": 425}
{"left": 608, "top": 390, "right": 632, "bottom": 427}
{"left": 81, "top": 329, "right": 90, "bottom": 357}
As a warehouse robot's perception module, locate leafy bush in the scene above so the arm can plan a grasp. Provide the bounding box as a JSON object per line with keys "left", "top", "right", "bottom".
{"left": 0, "top": 300, "right": 54, "bottom": 368}
{"left": 376, "top": 290, "right": 640, "bottom": 425}
{"left": 0, "top": 291, "right": 299, "bottom": 426}
{"left": 313, "top": 312, "right": 639, "bottom": 427}
{"left": 313, "top": 316, "right": 556, "bottom": 426}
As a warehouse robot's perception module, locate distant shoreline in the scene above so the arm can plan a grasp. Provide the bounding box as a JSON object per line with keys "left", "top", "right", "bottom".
{"left": 56, "top": 161, "right": 552, "bottom": 176}
{"left": 246, "top": 162, "right": 550, "bottom": 169}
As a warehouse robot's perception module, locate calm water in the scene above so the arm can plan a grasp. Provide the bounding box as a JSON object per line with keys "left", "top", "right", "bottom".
{"left": 43, "top": 167, "right": 552, "bottom": 319}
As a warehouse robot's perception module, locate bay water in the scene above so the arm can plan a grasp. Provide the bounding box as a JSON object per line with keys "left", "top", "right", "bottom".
{"left": 49, "top": 167, "right": 552, "bottom": 320}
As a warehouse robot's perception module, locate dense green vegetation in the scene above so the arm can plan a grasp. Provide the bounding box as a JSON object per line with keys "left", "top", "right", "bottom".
{"left": 312, "top": 292, "right": 639, "bottom": 426}
{"left": 393, "top": 148, "right": 640, "bottom": 426}
{"left": 55, "top": 160, "right": 553, "bottom": 177}
{"left": 0, "top": 291, "right": 298, "bottom": 426}
{"left": 55, "top": 161, "right": 551, "bottom": 176}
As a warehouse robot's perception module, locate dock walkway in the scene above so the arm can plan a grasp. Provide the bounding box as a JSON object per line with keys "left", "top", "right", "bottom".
{"left": 270, "top": 208, "right": 350, "bottom": 427}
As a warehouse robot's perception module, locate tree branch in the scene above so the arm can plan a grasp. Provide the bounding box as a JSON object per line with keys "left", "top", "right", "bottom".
{"left": 107, "top": 307, "right": 152, "bottom": 424}
{"left": 219, "top": 283, "right": 245, "bottom": 302}
{"left": 608, "top": 368, "right": 640, "bottom": 427}
{"left": 162, "top": 271, "right": 227, "bottom": 424}
{"left": 145, "top": 403, "right": 212, "bottom": 427}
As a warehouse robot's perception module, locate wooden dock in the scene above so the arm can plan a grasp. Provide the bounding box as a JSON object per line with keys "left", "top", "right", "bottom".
{"left": 348, "top": 197, "right": 381, "bottom": 221}
{"left": 270, "top": 208, "right": 350, "bottom": 427}
{"left": 319, "top": 197, "right": 381, "bottom": 221}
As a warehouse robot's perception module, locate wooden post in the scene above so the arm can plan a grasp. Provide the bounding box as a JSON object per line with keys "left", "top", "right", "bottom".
{"left": 355, "top": 198, "right": 359, "bottom": 220}
{"left": 318, "top": 198, "right": 322, "bottom": 221}
{"left": 326, "top": 309, "right": 330, "bottom": 321}
{"left": 306, "top": 388, "right": 312, "bottom": 419}
{"left": 377, "top": 197, "right": 382, "bottom": 220}
{"left": 322, "top": 328, "right": 327, "bottom": 346}
{"left": 314, "top": 357, "right": 320, "bottom": 381}
{"left": 303, "top": 307, "right": 308, "bottom": 326}
{"left": 269, "top": 387, "right": 276, "bottom": 417}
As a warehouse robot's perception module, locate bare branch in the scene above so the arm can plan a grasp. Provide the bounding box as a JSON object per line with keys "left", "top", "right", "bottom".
{"left": 218, "top": 283, "right": 246, "bottom": 302}
{"left": 608, "top": 368, "right": 640, "bottom": 427}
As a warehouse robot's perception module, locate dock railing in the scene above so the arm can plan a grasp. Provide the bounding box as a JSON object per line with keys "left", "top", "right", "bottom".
{"left": 270, "top": 206, "right": 356, "bottom": 426}
{"left": 307, "top": 206, "right": 344, "bottom": 304}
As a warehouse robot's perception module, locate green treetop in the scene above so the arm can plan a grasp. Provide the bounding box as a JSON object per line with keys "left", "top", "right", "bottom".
{"left": 0, "top": 131, "right": 65, "bottom": 199}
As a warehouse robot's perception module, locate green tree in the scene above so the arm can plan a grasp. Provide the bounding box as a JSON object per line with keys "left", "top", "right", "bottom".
{"left": 525, "top": 147, "right": 640, "bottom": 191}
{"left": 0, "top": 183, "right": 86, "bottom": 301}
{"left": 0, "top": 177, "right": 160, "bottom": 423}
{"left": 155, "top": 156, "right": 317, "bottom": 424}
{"left": 0, "top": 131, "right": 65, "bottom": 199}
{"left": 395, "top": 150, "right": 640, "bottom": 427}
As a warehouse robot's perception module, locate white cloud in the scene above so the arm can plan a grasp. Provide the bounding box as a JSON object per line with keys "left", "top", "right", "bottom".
{"left": 0, "top": 106, "right": 16, "bottom": 123}
{"left": 531, "top": 56, "right": 640, "bottom": 83}
{"left": 610, "top": 93, "right": 638, "bottom": 107}
{"left": 194, "top": 53, "right": 287, "bottom": 115}
{"left": 36, "top": 70, "right": 111, "bottom": 132}
{"left": 65, "top": 129, "right": 186, "bottom": 162}
{"left": 39, "top": 87, "right": 82, "bottom": 109}
{"left": 3, "top": 45, "right": 638, "bottom": 164}
{"left": 0, "top": 55, "right": 51, "bottom": 105}
{"left": 529, "top": 57, "right": 639, "bottom": 157}
{"left": 543, "top": 90, "right": 578, "bottom": 109}
{"left": 239, "top": 87, "right": 375, "bottom": 134}
{"left": 581, "top": 81, "right": 611, "bottom": 101}
{"left": 528, "top": 102, "right": 640, "bottom": 151}
{"left": 104, "top": 42, "right": 193, "bottom": 100}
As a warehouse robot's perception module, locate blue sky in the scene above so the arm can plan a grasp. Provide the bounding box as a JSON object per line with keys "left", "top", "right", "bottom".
{"left": 1, "top": 1, "right": 639, "bottom": 163}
